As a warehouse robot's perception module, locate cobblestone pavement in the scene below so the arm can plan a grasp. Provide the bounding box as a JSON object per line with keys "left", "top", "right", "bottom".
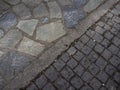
{"left": 0, "top": 0, "right": 111, "bottom": 89}
{"left": 21, "top": 2, "right": 120, "bottom": 90}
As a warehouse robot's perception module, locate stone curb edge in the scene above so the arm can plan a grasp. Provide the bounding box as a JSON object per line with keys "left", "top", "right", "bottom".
{"left": 3, "top": 0, "right": 119, "bottom": 90}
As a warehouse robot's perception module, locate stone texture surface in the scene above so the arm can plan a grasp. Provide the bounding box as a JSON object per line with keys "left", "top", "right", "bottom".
{"left": 17, "top": 19, "right": 38, "bottom": 36}
{"left": 36, "top": 20, "right": 66, "bottom": 43}
{"left": 58, "top": 0, "right": 72, "bottom": 6}
{"left": 4, "top": 0, "right": 20, "bottom": 5}
{"left": 18, "top": 37, "right": 45, "bottom": 56}
{"left": 0, "top": 13, "right": 17, "bottom": 31}
{"left": 24, "top": 3, "right": 120, "bottom": 90}
{"left": 0, "top": 29, "right": 4, "bottom": 39}
{"left": 33, "top": 3, "right": 48, "bottom": 18}
{"left": 84, "top": 0, "right": 104, "bottom": 12}
{"left": 13, "top": 3, "right": 31, "bottom": 19}
{"left": 63, "top": 5, "right": 85, "bottom": 27}
{"left": 0, "top": 29, "right": 22, "bottom": 48}
{"left": 48, "top": 1, "right": 62, "bottom": 19}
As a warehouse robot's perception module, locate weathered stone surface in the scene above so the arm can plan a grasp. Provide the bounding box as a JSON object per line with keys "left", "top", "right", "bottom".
{"left": 0, "top": 50, "right": 34, "bottom": 81}
{"left": 17, "top": 19, "right": 38, "bottom": 36}
{"left": 0, "top": 29, "right": 4, "bottom": 38}
{"left": 63, "top": 5, "right": 85, "bottom": 27}
{"left": 18, "top": 37, "right": 45, "bottom": 56}
{"left": 0, "top": 29, "right": 22, "bottom": 48}
{"left": 33, "top": 3, "right": 48, "bottom": 18}
{"left": 13, "top": 4, "right": 31, "bottom": 19}
{"left": 58, "top": 0, "right": 72, "bottom": 5}
{"left": 40, "top": 17, "right": 49, "bottom": 24}
{"left": 71, "top": 0, "right": 87, "bottom": 8}
{"left": 0, "top": 0, "right": 10, "bottom": 14}
{"left": 0, "top": 75, "right": 6, "bottom": 90}
{"left": 84, "top": 0, "right": 104, "bottom": 12}
{"left": 36, "top": 20, "right": 66, "bottom": 43}
{"left": 22, "top": 0, "right": 42, "bottom": 7}
{"left": 0, "top": 13, "right": 17, "bottom": 31}
{"left": 48, "top": 1, "right": 62, "bottom": 19}
{"left": 4, "top": 0, "right": 20, "bottom": 5}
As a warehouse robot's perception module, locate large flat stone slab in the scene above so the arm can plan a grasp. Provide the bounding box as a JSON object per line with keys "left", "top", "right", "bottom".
{"left": 33, "top": 3, "right": 48, "bottom": 18}
{"left": 0, "top": 50, "right": 34, "bottom": 81}
{"left": 17, "top": 19, "right": 38, "bottom": 36}
{"left": 0, "top": 29, "right": 22, "bottom": 48}
{"left": 0, "top": 13, "right": 17, "bottom": 31}
{"left": 0, "top": 1, "right": 10, "bottom": 14}
{"left": 36, "top": 20, "right": 66, "bottom": 43}
{"left": 13, "top": 3, "right": 31, "bottom": 19}
{"left": 84, "top": 0, "right": 104, "bottom": 12}
{"left": 63, "top": 5, "right": 85, "bottom": 27}
{"left": 18, "top": 37, "right": 45, "bottom": 56}
{"left": 48, "top": 1, "right": 62, "bottom": 19}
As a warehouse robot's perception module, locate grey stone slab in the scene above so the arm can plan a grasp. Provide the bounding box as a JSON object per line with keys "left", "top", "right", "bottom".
{"left": 63, "top": 5, "right": 85, "bottom": 28}
{"left": 33, "top": 3, "right": 48, "bottom": 18}
{"left": 48, "top": 1, "right": 62, "bottom": 19}
{"left": 36, "top": 20, "right": 66, "bottom": 43}
{"left": 0, "top": 1, "right": 10, "bottom": 14}
{"left": 0, "top": 13, "right": 17, "bottom": 31}
{"left": 72, "top": 0, "right": 87, "bottom": 8}
{"left": 84, "top": 0, "right": 104, "bottom": 12}
{"left": 0, "top": 50, "right": 34, "bottom": 81}
{"left": 4, "top": 0, "right": 20, "bottom": 5}
{"left": 0, "top": 29, "right": 22, "bottom": 48}
{"left": 58, "top": 0, "right": 72, "bottom": 6}
{"left": 43, "top": 83, "right": 55, "bottom": 90}
{"left": 17, "top": 19, "right": 38, "bottom": 36}
{"left": 13, "top": 3, "right": 31, "bottom": 19}
{"left": 22, "top": 0, "right": 42, "bottom": 7}
{"left": 18, "top": 37, "right": 45, "bottom": 56}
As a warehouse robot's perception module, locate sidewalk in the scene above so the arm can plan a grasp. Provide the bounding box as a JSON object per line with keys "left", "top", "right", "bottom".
{"left": 0, "top": 0, "right": 119, "bottom": 90}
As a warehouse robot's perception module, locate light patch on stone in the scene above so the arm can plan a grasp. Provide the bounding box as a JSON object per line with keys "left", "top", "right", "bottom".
{"left": 48, "top": 1, "right": 62, "bottom": 19}
{"left": 84, "top": 0, "right": 104, "bottom": 12}
{"left": 17, "top": 19, "right": 38, "bottom": 36}
{"left": 18, "top": 37, "right": 45, "bottom": 56}
{"left": 0, "top": 29, "right": 22, "bottom": 48}
{"left": 0, "top": 51, "right": 4, "bottom": 57}
{"left": 36, "top": 20, "right": 66, "bottom": 43}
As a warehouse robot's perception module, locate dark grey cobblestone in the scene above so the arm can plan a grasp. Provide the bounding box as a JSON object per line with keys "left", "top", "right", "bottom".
{"left": 24, "top": 4, "right": 120, "bottom": 90}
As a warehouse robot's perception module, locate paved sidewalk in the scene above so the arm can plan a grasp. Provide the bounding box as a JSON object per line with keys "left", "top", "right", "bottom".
{"left": 23, "top": 2, "right": 120, "bottom": 90}
{"left": 0, "top": 0, "right": 119, "bottom": 90}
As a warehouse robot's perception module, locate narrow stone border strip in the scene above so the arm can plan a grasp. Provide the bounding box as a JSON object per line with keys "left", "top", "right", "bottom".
{"left": 3, "top": 0, "right": 119, "bottom": 90}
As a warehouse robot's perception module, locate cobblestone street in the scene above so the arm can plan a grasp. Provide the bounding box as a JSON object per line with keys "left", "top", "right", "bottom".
{"left": 0, "top": 0, "right": 120, "bottom": 90}
{"left": 23, "top": 2, "right": 120, "bottom": 90}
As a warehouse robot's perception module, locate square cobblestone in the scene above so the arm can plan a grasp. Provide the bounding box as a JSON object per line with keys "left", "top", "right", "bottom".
{"left": 81, "top": 57, "right": 91, "bottom": 68}
{"left": 105, "top": 65, "right": 116, "bottom": 76}
{"left": 26, "top": 83, "right": 38, "bottom": 90}
{"left": 92, "top": 33, "right": 103, "bottom": 43}
{"left": 112, "top": 36, "right": 120, "bottom": 46}
{"left": 74, "top": 64, "right": 85, "bottom": 77}
{"left": 53, "top": 59, "right": 65, "bottom": 71}
{"left": 80, "top": 34, "right": 90, "bottom": 44}
{"left": 95, "top": 26, "right": 106, "bottom": 34}
{"left": 44, "top": 66, "right": 58, "bottom": 82}
{"left": 101, "top": 39, "right": 110, "bottom": 48}
{"left": 102, "top": 49, "right": 112, "bottom": 60}
{"left": 42, "top": 83, "right": 55, "bottom": 90}
{"left": 86, "top": 29, "right": 95, "bottom": 38}
{"left": 96, "top": 57, "right": 107, "bottom": 70}
{"left": 114, "top": 72, "right": 120, "bottom": 84}
{"left": 81, "top": 46, "right": 92, "bottom": 55}
{"left": 61, "top": 66, "right": 74, "bottom": 80}
{"left": 54, "top": 77, "right": 69, "bottom": 90}
{"left": 35, "top": 75, "right": 47, "bottom": 89}
{"left": 87, "top": 51, "right": 99, "bottom": 62}
{"left": 88, "top": 63, "right": 99, "bottom": 75}
{"left": 81, "top": 85, "right": 92, "bottom": 90}
{"left": 87, "top": 39, "right": 96, "bottom": 49}
{"left": 67, "top": 58, "right": 77, "bottom": 69}
{"left": 73, "top": 51, "right": 84, "bottom": 61}
{"left": 104, "top": 31, "right": 114, "bottom": 40}
{"left": 71, "top": 75, "right": 83, "bottom": 89}
{"left": 110, "top": 56, "right": 120, "bottom": 67}
{"left": 75, "top": 41, "right": 84, "bottom": 50}
{"left": 90, "top": 78, "right": 101, "bottom": 90}
{"left": 108, "top": 45, "right": 119, "bottom": 54}
{"left": 82, "top": 71, "right": 93, "bottom": 82}
{"left": 60, "top": 53, "right": 70, "bottom": 62}
{"left": 97, "top": 21, "right": 105, "bottom": 27}
{"left": 94, "top": 44, "right": 104, "bottom": 54}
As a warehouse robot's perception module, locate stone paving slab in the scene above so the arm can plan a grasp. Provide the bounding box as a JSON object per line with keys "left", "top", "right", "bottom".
{"left": 0, "top": 0, "right": 119, "bottom": 89}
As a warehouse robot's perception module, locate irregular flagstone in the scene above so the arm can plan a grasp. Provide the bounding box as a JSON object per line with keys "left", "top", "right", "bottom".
{"left": 4, "top": 0, "right": 20, "bottom": 5}
{"left": 36, "top": 20, "right": 66, "bottom": 43}
{"left": 0, "top": 29, "right": 22, "bottom": 48}
{"left": 48, "top": 1, "right": 62, "bottom": 19}
{"left": 0, "top": 50, "right": 34, "bottom": 81}
{"left": 17, "top": 19, "right": 38, "bottom": 36}
{"left": 0, "top": 0, "right": 10, "bottom": 14}
{"left": 58, "top": 0, "right": 72, "bottom": 6}
{"left": 0, "top": 75, "right": 6, "bottom": 90}
{"left": 33, "top": 3, "right": 49, "bottom": 18}
{"left": 71, "top": 0, "right": 87, "bottom": 8}
{"left": 63, "top": 5, "right": 85, "bottom": 28}
{"left": 0, "top": 29, "right": 4, "bottom": 38}
{"left": 84, "top": 0, "right": 104, "bottom": 12}
{"left": 13, "top": 3, "right": 31, "bottom": 19}
{"left": 0, "top": 13, "right": 17, "bottom": 31}
{"left": 22, "top": 0, "right": 42, "bottom": 7}
{"left": 18, "top": 37, "right": 45, "bottom": 56}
